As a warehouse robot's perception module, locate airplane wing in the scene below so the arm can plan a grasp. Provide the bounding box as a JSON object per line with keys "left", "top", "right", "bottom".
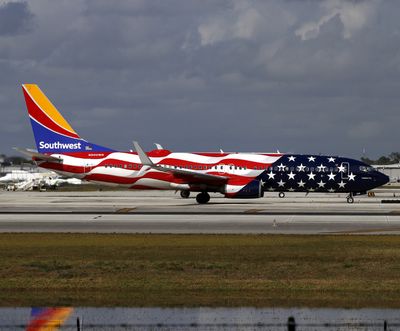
{"left": 133, "top": 141, "right": 227, "bottom": 185}
{"left": 14, "top": 147, "right": 61, "bottom": 162}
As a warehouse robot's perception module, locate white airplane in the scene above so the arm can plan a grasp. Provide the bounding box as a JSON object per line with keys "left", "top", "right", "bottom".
{"left": 0, "top": 170, "right": 81, "bottom": 191}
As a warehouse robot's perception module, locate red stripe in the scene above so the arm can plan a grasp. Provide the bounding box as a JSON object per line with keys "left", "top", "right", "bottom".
{"left": 23, "top": 88, "right": 80, "bottom": 139}
{"left": 84, "top": 171, "right": 178, "bottom": 185}
{"left": 193, "top": 152, "right": 230, "bottom": 157}
{"left": 147, "top": 149, "right": 171, "bottom": 157}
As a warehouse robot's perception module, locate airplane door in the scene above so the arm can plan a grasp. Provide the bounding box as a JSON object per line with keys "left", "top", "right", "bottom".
{"left": 341, "top": 162, "right": 350, "bottom": 179}
{"left": 83, "top": 162, "right": 91, "bottom": 174}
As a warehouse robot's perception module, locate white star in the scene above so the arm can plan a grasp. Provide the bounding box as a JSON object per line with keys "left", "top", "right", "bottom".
{"left": 338, "top": 181, "right": 346, "bottom": 188}
{"left": 317, "top": 180, "right": 326, "bottom": 188}
{"left": 268, "top": 187, "right": 275, "bottom": 191}
{"left": 297, "top": 163, "right": 306, "bottom": 172}
{"left": 288, "top": 156, "right": 296, "bottom": 162}
{"left": 260, "top": 179, "right": 265, "bottom": 187}
{"left": 328, "top": 157, "right": 336, "bottom": 163}
{"left": 267, "top": 171, "right": 275, "bottom": 179}
{"left": 277, "top": 179, "right": 286, "bottom": 187}
{"left": 308, "top": 187, "right": 316, "bottom": 192}
{"left": 348, "top": 172, "right": 356, "bottom": 181}
{"left": 328, "top": 172, "right": 336, "bottom": 181}
{"left": 328, "top": 188, "right": 335, "bottom": 193}
{"left": 338, "top": 164, "right": 346, "bottom": 173}
{"left": 308, "top": 172, "right": 316, "bottom": 180}
{"left": 277, "top": 163, "right": 285, "bottom": 171}
{"left": 287, "top": 171, "right": 296, "bottom": 180}
{"left": 308, "top": 156, "right": 316, "bottom": 162}
{"left": 317, "top": 164, "right": 326, "bottom": 172}
{"left": 297, "top": 180, "right": 305, "bottom": 188}
{"left": 288, "top": 187, "right": 295, "bottom": 192}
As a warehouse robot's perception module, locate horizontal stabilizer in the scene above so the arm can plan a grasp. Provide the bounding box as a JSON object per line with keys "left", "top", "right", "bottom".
{"left": 13, "top": 147, "right": 61, "bottom": 162}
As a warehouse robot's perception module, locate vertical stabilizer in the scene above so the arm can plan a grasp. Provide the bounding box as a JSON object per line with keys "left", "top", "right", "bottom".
{"left": 22, "top": 84, "right": 114, "bottom": 153}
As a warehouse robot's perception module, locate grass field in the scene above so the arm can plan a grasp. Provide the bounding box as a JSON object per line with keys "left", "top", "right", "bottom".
{"left": 1, "top": 234, "right": 400, "bottom": 307}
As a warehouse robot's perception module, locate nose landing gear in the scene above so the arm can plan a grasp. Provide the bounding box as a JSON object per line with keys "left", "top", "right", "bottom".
{"left": 196, "top": 192, "right": 210, "bottom": 204}
{"left": 346, "top": 192, "right": 354, "bottom": 204}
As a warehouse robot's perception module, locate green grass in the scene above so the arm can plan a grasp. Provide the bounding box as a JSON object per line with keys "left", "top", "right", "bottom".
{"left": 1, "top": 234, "right": 400, "bottom": 307}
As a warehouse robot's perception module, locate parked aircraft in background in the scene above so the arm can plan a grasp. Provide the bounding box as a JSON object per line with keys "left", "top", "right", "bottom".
{"left": 18, "top": 84, "right": 389, "bottom": 203}
{"left": 0, "top": 169, "right": 81, "bottom": 191}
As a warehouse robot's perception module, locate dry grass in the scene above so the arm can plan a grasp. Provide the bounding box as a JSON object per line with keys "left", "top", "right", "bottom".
{"left": 1, "top": 234, "right": 400, "bottom": 307}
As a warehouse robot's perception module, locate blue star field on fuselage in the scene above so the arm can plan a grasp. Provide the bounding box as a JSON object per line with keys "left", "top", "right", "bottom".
{"left": 259, "top": 154, "right": 388, "bottom": 194}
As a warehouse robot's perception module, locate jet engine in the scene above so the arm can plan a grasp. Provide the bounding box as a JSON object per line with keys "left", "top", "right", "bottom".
{"left": 225, "top": 179, "right": 264, "bottom": 199}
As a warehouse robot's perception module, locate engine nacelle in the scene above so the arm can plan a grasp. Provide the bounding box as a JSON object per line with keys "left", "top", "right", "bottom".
{"left": 225, "top": 180, "right": 264, "bottom": 199}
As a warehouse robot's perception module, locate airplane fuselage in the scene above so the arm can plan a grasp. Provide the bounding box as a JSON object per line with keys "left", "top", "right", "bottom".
{"left": 34, "top": 150, "right": 389, "bottom": 203}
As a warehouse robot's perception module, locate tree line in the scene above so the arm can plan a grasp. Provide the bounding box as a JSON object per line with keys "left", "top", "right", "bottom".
{"left": 361, "top": 152, "right": 400, "bottom": 165}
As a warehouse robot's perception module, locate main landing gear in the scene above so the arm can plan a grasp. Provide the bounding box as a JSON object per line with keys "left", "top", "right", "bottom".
{"left": 196, "top": 192, "right": 210, "bottom": 204}
{"left": 346, "top": 192, "right": 354, "bottom": 204}
{"left": 180, "top": 190, "right": 190, "bottom": 199}
{"left": 278, "top": 192, "right": 285, "bottom": 198}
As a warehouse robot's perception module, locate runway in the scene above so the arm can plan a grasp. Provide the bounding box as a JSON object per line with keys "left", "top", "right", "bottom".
{"left": 1, "top": 189, "right": 400, "bottom": 234}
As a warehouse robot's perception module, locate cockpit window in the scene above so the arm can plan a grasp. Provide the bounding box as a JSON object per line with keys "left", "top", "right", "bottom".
{"left": 359, "top": 166, "right": 373, "bottom": 172}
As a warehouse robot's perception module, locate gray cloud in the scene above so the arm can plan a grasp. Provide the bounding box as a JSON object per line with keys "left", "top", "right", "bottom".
{"left": 0, "top": 1, "right": 34, "bottom": 36}
{"left": 0, "top": 0, "right": 399, "bottom": 158}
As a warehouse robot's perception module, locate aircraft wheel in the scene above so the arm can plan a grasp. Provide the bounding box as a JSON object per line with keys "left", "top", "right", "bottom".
{"left": 180, "top": 190, "right": 190, "bottom": 199}
{"left": 347, "top": 196, "right": 354, "bottom": 204}
{"left": 278, "top": 192, "right": 285, "bottom": 198}
{"left": 196, "top": 192, "right": 210, "bottom": 204}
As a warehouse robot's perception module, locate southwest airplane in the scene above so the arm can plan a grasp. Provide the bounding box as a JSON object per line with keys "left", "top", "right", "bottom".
{"left": 18, "top": 84, "right": 389, "bottom": 204}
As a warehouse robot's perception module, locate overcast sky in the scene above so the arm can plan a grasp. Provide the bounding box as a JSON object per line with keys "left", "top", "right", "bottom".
{"left": 1, "top": 0, "right": 399, "bottom": 158}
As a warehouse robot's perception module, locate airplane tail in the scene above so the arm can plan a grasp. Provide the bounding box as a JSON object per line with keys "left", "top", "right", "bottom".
{"left": 22, "top": 84, "right": 114, "bottom": 154}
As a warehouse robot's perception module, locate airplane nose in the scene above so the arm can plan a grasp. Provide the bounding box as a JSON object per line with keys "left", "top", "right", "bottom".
{"left": 375, "top": 171, "right": 390, "bottom": 187}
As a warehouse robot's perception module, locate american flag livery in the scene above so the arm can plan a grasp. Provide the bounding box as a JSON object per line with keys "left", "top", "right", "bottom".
{"left": 20, "top": 84, "right": 389, "bottom": 204}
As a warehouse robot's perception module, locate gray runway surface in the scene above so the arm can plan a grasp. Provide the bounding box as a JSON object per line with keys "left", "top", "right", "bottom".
{"left": 1, "top": 189, "right": 400, "bottom": 234}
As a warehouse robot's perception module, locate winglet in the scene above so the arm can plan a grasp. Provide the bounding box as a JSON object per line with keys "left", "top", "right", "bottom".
{"left": 133, "top": 141, "right": 154, "bottom": 166}
{"left": 154, "top": 143, "right": 164, "bottom": 150}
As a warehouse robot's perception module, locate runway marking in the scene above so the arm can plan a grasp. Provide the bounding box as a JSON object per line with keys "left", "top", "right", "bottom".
{"left": 244, "top": 209, "right": 263, "bottom": 214}
{"left": 115, "top": 208, "right": 136, "bottom": 213}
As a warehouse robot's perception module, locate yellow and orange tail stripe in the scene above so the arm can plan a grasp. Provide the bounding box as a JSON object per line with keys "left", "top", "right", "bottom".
{"left": 22, "top": 84, "right": 80, "bottom": 139}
